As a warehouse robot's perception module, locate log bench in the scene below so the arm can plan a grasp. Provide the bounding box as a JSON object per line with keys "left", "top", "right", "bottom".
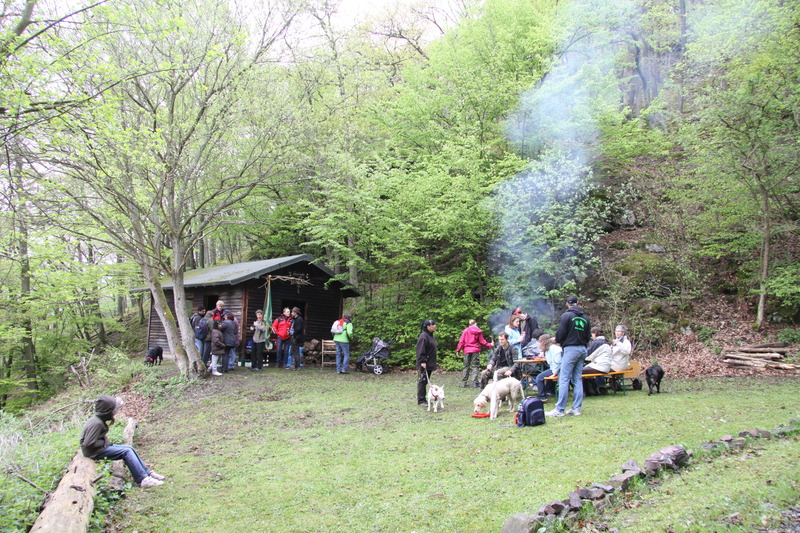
{"left": 544, "top": 361, "right": 641, "bottom": 396}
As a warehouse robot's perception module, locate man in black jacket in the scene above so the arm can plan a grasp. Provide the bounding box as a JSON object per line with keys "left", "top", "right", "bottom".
{"left": 479, "top": 332, "right": 521, "bottom": 389}
{"left": 548, "top": 295, "right": 591, "bottom": 418}
{"left": 289, "top": 307, "right": 305, "bottom": 370}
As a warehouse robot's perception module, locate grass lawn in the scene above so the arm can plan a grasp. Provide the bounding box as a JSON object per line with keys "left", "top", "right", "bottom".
{"left": 106, "top": 364, "right": 800, "bottom": 532}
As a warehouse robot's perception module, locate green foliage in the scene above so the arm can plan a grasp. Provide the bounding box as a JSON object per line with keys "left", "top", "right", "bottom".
{"left": 130, "top": 372, "right": 192, "bottom": 404}
{"left": 764, "top": 263, "right": 800, "bottom": 319}
{"left": 775, "top": 329, "right": 800, "bottom": 345}
{"left": 0, "top": 411, "right": 80, "bottom": 531}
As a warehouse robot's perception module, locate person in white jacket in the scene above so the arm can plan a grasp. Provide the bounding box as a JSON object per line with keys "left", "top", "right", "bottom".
{"left": 610, "top": 325, "right": 632, "bottom": 372}
{"left": 533, "top": 334, "right": 562, "bottom": 402}
{"left": 583, "top": 327, "right": 612, "bottom": 374}
{"left": 582, "top": 326, "right": 612, "bottom": 395}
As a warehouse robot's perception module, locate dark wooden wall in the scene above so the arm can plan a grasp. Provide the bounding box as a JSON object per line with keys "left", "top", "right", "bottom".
{"left": 147, "top": 263, "right": 346, "bottom": 355}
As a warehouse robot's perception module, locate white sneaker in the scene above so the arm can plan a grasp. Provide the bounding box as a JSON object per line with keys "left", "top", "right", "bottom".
{"left": 566, "top": 409, "right": 581, "bottom": 416}
{"left": 211, "top": 369, "right": 222, "bottom": 376}
{"left": 149, "top": 471, "right": 165, "bottom": 480}
{"left": 140, "top": 476, "right": 164, "bottom": 487}
{"left": 545, "top": 409, "right": 565, "bottom": 418}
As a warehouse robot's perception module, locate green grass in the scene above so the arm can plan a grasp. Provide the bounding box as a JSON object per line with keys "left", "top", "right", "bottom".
{"left": 603, "top": 437, "right": 800, "bottom": 532}
{"left": 100, "top": 365, "right": 800, "bottom": 532}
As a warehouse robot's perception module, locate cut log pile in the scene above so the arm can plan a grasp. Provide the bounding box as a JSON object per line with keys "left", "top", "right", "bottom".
{"left": 722, "top": 342, "right": 798, "bottom": 371}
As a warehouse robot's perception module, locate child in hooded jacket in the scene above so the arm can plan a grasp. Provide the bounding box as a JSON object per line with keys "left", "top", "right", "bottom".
{"left": 80, "top": 395, "right": 165, "bottom": 488}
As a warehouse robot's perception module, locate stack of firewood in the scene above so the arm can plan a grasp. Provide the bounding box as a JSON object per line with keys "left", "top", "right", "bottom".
{"left": 722, "top": 342, "right": 798, "bottom": 371}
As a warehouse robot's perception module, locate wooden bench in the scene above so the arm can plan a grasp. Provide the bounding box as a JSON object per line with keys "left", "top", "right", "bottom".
{"left": 544, "top": 361, "right": 641, "bottom": 395}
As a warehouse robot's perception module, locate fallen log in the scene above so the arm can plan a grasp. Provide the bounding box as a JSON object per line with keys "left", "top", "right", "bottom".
{"left": 740, "top": 342, "right": 789, "bottom": 350}
{"left": 723, "top": 359, "right": 766, "bottom": 368}
{"left": 723, "top": 358, "right": 799, "bottom": 371}
{"left": 29, "top": 451, "right": 97, "bottom": 533}
{"left": 725, "top": 346, "right": 790, "bottom": 354}
{"left": 722, "top": 352, "right": 784, "bottom": 360}
{"left": 723, "top": 353, "right": 766, "bottom": 363}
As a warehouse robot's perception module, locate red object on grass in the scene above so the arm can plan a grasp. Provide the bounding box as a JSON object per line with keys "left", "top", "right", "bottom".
{"left": 471, "top": 413, "right": 490, "bottom": 418}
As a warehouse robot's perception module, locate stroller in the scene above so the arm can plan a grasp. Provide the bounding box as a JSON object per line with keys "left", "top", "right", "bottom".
{"left": 355, "top": 337, "right": 392, "bottom": 375}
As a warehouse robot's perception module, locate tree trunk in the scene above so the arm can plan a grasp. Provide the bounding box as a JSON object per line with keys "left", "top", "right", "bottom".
{"left": 170, "top": 263, "right": 204, "bottom": 375}
{"left": 142, "top": 265, "right": 191, "bottom": 377}
{"left": 29, "top": 451, "right": 97, "bottom": 533}
{"left": 116, "top": 254, "right": 127, "bottom": 317}
{"left": 12, "top": 159, "right": 37, "bottom": 389}
{"left": 755, "top": 186, "right": 770, "bottom": 329}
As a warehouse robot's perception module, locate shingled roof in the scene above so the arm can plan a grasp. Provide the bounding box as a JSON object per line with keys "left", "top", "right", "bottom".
{"left": 134, "top": 254, "right": 359, "bottom": 296}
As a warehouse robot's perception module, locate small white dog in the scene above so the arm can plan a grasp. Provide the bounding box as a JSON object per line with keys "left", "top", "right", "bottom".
{"left": 427, "top": 384, "right": 445, "bottom": 412}
{"left": 473, "top": 377, "right": 523, "bottom": 413}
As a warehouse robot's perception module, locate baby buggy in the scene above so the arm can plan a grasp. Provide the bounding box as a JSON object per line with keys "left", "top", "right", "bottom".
{"left": 355, "top": 337, "right": 392, "bottom": 375}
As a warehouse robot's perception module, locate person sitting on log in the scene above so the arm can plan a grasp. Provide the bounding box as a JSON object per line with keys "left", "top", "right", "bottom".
{"left": 80, "top": 395, "right": 165, "bottom": 488}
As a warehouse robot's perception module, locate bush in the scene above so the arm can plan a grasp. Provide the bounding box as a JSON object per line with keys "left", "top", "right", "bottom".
{"left": 0, "top": 410, "right": 84, "bottom": 531}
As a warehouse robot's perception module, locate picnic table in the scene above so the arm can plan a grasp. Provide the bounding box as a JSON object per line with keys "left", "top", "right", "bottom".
{"left": 544, "top": 361, "right": 642, "bottom": 395}
{"left": 517, "top": 357, "right": 546, "bottom": 393}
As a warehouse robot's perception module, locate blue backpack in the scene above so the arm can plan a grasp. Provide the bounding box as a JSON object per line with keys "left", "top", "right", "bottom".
{"left": 194, "top": 318, "right": 209, "bottom": 340}
{"left": 515, "top": 397, "right": 546, "bottom": 427}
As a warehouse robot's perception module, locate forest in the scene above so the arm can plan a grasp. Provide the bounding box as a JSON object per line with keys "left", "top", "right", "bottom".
{"left": 0, "top": 0, "right": 798, "bottom": 409}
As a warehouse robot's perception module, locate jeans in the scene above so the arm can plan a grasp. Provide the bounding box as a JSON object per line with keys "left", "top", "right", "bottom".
{"left": 227, "top": 347, "right": 237, "bottom": 370}
{"left": 194, "top": 338, "right": 203, "bottom": 356}
{"left": 535, "top": 368, "right": 556, "bottom": 399}
{"left": 335, "top": 341, "right": 350, "bottom": 372}
{"left": 95, "top": 445, "right": 151, "bottom": 484}
{"left": 555, "top": 345, "right": 586, "bottom": 412}
{"left": 276, "top": 338, "right": 289, "bottom": 367}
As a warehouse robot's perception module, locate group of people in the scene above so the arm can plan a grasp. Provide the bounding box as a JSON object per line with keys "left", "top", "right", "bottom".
{"left": 423, "top": 295, "right": 632, "bottom": 417}
{"left": 189, "top": 301, "right": 355, "bottom": 374}
{"left": 190, "top": 301, "right": 242, "bottom": 376}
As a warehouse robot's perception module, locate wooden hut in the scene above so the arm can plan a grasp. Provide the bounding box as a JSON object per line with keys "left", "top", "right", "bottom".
{"left": 142, "top": 254, "right": 358, "bottom": 355}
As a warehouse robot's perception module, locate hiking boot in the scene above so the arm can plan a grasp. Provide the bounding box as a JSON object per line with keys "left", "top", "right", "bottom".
{"left": 566, "top": 409, "right": 581, "bottom": 416}
{"left": 140, "top": 476, "right": 163, "bottom": 488}
{"left": 473, "top": 381, "right": 480, "bottom": 388}
{"left": 545, "top": 409, "right": 565, "bottom": 418}
{"left": 149, "top": 471, "right": 165, "bottom": 480}
{"left": 461, "top": 382, "right": 468, "bottom": 388}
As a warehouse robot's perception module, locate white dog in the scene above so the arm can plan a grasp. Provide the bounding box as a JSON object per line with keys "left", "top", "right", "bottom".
{"left": 427, "top": 384, "right": 445, "bottom": 412}
{"left": 473, "top": 377, "right": 523, "bottom": 414}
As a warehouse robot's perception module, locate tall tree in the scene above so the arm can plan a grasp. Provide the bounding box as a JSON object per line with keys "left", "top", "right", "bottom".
{"left": 41, "top": 0, "right": 303, "bottom": 376}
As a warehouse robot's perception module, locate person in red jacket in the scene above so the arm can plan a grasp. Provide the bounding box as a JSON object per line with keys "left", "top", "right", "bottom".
{"left": 272, "top": 307, "right": 293, "bottom": 368}
{"left": 456, "top": 319, "right": 494, "bottom": 388}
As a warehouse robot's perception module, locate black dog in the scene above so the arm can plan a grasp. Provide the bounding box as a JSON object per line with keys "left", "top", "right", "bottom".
{"left": 645, "top": 364, "right": 664, "bottom": 396}
{"left": 144, "top": 346, "right": 163, "bottom": 366}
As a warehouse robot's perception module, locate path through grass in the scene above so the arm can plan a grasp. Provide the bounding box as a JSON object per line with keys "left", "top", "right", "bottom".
{"left": 107, "top": 365, "right": 800, "bottom": 532}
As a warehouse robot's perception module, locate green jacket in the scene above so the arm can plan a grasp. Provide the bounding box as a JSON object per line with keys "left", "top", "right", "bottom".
{"left": 333, "top": 320, "right": 353, "bottom": 343}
